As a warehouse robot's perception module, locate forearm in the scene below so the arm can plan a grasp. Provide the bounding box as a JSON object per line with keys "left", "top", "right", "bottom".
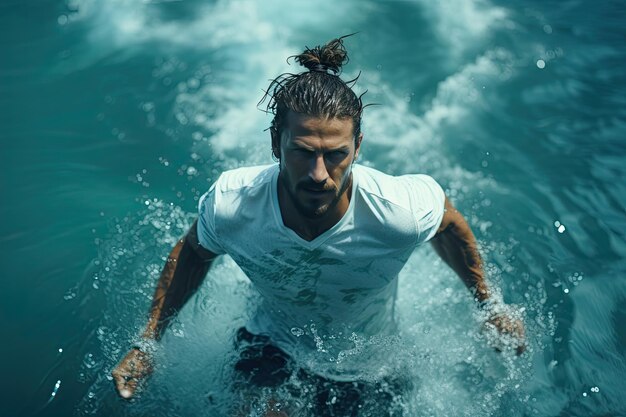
{"left": 429, "top": 199, "right": 525, "bottom": 354}
{"left": 142, "top": 236, "right": 213, "bottom": 340}
{"left": 430, "top": 218, "right": 490, "bottom": 302}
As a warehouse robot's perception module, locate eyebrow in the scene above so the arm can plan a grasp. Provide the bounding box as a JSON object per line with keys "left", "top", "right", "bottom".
{"left": 288, "top": 142, "right": 351, "bottom": 153}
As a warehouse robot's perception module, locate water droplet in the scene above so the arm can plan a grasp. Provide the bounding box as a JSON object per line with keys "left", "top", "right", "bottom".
{"left": 187, "top": 78, "right": 200, "bottom": 89}
{"left": 50, "top": 379, "right": 61, "bottom": 398}
{"left": 554, "top": 221, "right": 566, "bottom": 233}
{"left": 290, "top": 327, "right": 304, "bottom": 337}
{"left": 537, "top": 59, "right": 546, "bottom": 69}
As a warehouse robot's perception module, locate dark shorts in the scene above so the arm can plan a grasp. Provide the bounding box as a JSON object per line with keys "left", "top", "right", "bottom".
{"left": 232, "top": 327, "right": 408, "bottom": 417}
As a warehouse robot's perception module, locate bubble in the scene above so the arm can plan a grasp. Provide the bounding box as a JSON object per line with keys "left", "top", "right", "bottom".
{"left": 50, "top": 380, "right": 61, "bottom": 398}
{"left": 554, "top": 221, "right": 566, "bottom": 233}
{"left": 58, "top": 348, "right": 63, "bottom": 353}
{"left": 536, "top": 59, "right": 546, "bottom": 69}
{"left": 83, "top": 353, "right": 96, "bottom": 369}
{"left": 188, "top": 78, "right": 200, "bottom": 89}
{"left": 57, "top": 15, "right": 68, "bottom": 25}
{"left": 290, "top": 327, "right": 305, "bottom": 337}
{"left": 543, "top": 24, "right": 553, "bottom": 34}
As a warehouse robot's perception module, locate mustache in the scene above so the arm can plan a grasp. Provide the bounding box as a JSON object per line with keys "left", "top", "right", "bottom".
{"left": 298, "top": 182, "right": 335, "bottom": 192}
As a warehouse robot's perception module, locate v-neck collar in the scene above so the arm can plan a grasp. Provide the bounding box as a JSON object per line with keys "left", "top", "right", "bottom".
{"left": 270, "top": 166, "right": 357, "bottom": 250}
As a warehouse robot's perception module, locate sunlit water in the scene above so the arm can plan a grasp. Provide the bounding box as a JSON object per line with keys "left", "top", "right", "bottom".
{"left": 1, "top": 0, "right": 625, "bottom": 416}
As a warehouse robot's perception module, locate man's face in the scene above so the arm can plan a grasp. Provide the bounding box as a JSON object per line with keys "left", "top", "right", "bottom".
{"left": 276, "top": 111, "right": 361, "bottom": 219}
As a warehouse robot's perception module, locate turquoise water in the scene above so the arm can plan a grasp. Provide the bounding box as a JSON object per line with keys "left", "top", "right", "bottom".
{"left": 1, "top": 0, "right": 625, "bottom": 415}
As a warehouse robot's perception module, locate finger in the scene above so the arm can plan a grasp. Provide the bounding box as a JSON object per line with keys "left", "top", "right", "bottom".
{"left": 112, "top": 370, "right": 132, "bottom": 398}
{"left": 113, "top": 366, "right": 142, "bottom": 399}
{"left": 120, "top": 378, "right": 138, "bottom": 399}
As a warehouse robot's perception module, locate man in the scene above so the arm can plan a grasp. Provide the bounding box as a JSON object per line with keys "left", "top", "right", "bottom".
{"left": 112, "top": 36, "right": 525, "bottom": 416}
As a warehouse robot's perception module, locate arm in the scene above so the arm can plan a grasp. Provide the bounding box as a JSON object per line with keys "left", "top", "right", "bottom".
{"left": 142, "top": 219, "right": 217, "bottom": 340}
{"left": 430, "top": 197, "right": 525, "bottom": 355}
{"left": 112, "top": 219, "right": 217, "bottom": 398}
{"left": 429, "top": 197, "right": 489, "bottom": 302}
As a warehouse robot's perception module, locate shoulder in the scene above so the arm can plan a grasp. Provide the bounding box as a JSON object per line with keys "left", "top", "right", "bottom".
{"left": 214, "top": 164, "right": 277, "bottom": 194}
{"left": 199, "top": 164, "right": 276, "bottom": 218}
{"left": 354, "top": 165, "right": 446, "bottom": 244}
{"left": 354, "top": 165, "right": 443, "bottom": 210}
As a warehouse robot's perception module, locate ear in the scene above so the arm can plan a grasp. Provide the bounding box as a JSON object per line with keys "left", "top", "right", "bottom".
{"left": 354, "top": 133, "right": 363, "bottom": 161}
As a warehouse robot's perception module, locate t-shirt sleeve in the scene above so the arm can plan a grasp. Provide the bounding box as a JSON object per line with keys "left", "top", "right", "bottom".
{"left": 405, "top": 174, "right": 446, "bottom": 245}
{"left": 197, "top": 180, "right": 227, "bottom": 255}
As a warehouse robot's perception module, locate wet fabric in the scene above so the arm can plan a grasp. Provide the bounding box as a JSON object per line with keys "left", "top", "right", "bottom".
{"left": 197, "top": 163, "right": 445, "bottom": 379}
{"left": 232, "top": 327, "right": 408, "bottom": 417}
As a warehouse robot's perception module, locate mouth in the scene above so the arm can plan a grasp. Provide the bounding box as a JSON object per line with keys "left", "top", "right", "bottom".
{"left": 301, "top": 187, "right": 332, "bottom": 196}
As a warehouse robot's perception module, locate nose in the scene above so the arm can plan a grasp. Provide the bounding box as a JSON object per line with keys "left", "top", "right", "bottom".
{"left": 309, "top": 153, "right": 329, "bottom": 184}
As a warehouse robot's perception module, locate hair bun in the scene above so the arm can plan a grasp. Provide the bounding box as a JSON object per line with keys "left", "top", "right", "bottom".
{"left": 293, "top": 34, "right": 355, "bottom": 75}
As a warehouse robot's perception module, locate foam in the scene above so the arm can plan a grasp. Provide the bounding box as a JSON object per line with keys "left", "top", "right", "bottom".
{"left": 66, "top": 0, "right": 369, "bottom": 164}
{"left": 71, "top": 1, "right": 540, "bottom": 414}
{"left": 413, "top": 0, "right": 508, "bottom": 60}
{"left": 361, "top": 48, "right": 513, "bottom": 189}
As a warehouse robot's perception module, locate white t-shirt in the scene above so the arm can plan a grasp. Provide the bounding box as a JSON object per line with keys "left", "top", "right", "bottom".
{"left": 197, "top": 164, "right": 445, "bottom": 379}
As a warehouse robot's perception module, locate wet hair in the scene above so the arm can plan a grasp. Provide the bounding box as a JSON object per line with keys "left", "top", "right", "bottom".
{"left": 258, "top": 34, "right": 366, "bottom": 159}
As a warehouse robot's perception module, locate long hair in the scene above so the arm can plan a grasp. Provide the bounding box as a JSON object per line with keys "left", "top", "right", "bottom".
{"left": 258, "top": 34, "right": 366, "bottom": 158}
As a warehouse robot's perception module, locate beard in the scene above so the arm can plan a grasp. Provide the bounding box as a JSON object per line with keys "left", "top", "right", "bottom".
{"left": 292, "top": 188, "right": 338, "bottom": 219}
{"left": 282, "top": 166, "right": 353, "bottom": 220}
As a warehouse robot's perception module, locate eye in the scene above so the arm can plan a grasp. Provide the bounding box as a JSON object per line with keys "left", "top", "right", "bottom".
{"left": 294, "top": 148, "right": 314, "bottom": 156}
{"left": 325, "top": 150, "right": 348, "bottom": 163}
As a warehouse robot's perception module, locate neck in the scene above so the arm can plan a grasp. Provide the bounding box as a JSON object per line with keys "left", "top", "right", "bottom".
{"left": 277, "top": 174, "right": 353, "bottom": 242}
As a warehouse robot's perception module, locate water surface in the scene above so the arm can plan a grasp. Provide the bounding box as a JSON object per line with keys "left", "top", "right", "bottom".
{"left": 1, "top": 0, "right": 625, "bottom": 416}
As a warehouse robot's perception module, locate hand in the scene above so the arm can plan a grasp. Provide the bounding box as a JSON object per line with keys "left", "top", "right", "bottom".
{"left": 111, "top": 348, "right": 154, "bottom": 399}
{"left": 484, "top": 311, "right": 526, "bottom": 355}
